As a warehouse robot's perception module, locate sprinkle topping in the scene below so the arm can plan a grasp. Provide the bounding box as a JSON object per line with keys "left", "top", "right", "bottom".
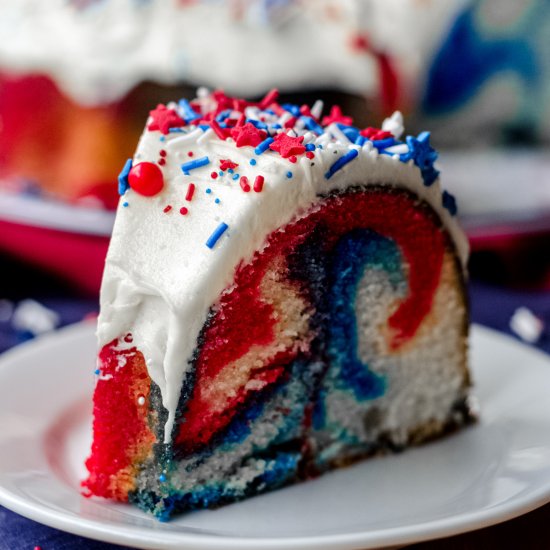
{"left": 269, "top": 133, "right": 306, "bottom": 158}
{"left": 220, "top": 159, "right": 239, "bottom": 171}
{"left": 128, "top": 162, "right": 164, "bottom": 197}
{"left": 322, "top": 105, "right": 353, "bottom": 126}
{"left": 181, "top": 156, "right": 210, "bottom": 175}
{"left": 206, "top": 222, "right": 229, "bottom": 249}
{"left": 118, "top": 158, "right": 132, "bottom": 196}
{"left": 125, "top": 90, "right": 453, "bottom": 226}
{"left": 231, "top": 123, "right": 266, "bottom": 148}
{"left": 148, "top": 104, "right": 184, "bottom": 135}
{"left": 325, "top": 149, "right": 359, "bottom": 180}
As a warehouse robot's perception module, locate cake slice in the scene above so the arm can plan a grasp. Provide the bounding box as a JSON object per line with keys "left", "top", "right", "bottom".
{"left": 83, "top": 89, "right": 473, "bottom": 519}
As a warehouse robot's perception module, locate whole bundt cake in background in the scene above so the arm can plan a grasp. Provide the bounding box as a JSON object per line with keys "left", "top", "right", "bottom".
{"left": 82, "top": 88, "right": 474, "bottom": 519}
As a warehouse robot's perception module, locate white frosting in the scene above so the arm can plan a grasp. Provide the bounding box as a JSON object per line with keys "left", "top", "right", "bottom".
{"left": 97, "top": 101, "right": 468, "bottom": 442}
{"left": 0, "top": 0, "right": 463, "bottom": 106}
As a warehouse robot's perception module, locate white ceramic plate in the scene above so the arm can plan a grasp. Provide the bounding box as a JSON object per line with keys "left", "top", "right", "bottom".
{"left": 1, "top": 323, "right": 550, "bottom": 550}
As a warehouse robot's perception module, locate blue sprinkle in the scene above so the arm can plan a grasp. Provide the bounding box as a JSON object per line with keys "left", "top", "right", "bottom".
{"left": 168, "top": 127, "right": 184, "bottom": 133}
{"left": 179, "top": 98, "right": 201, "bottom": 122}
{"left": 94, "top": 369, "right": 100, "bottom": 375}
{"left": 325, "top": 149, "right": 359, "bottom": 179}
{"left": 215, "top": 110, "right": 231, "bottom": 123}
{"left": 215, "top": 198, "right": 221, "bottom": 204}
{"left": 249, "top": 119, "right": 268, "bottom": 130}
{"left": 123, "top": 202, "right": 129, "bottom": 207}
{"left": 305, "top": 143, "right": 316, "bottom": 152}
{"left": 232, "top": 173, "right": 239, "bottom": 180}
{"left": 181, "top": 156, "right": 210, "bottom": 175}
{"left": 159, "top": 474, "right": 167, "bottom": 483}
{"left": 228, "top": 168, "right": 234, "bottom": 174}
{"left": 286, "top": 171, "right": 293, "bottom": 179}
{"left": 117, "top": 158, "right": 132, "bottom": 196}
{"left": 282, "top": 103, "right": 300, "bottom": 116}
{"left": 340, "top": 125, "right": 360, "bottom": 142}
{"left": 159, "top": 136, "right": 165, "bottom": 142}
{"left": 317, "top": 144, "right": 323, "bottom": 149}
{"left": 255, "top": 137, "right": 274, "bottom": 155}
{"left": 373, "top": 138, "right": 396, "bottom": 150}
{"left": 271, "top": 123, "right": 282, "bottom": 130}
{"left": 303, "top": 117, "right": 324, "bottom": 134}
{"left": 250, "top": 158, "right": 257, "bottom": 166}
{"left": 206, "top": 222, "right": 229, "bottom": 249}
{"left": 401, "top": 132, "right": 440, "bottom": 186}
{"left": 442, "top": 190, "right": 458, "bottom": 215}
{"left": 218, "top": 171, "right": 224, "bottom": 177}
{"left": 354, "top": 135, "right": 367, "bottom": 146}
{"left": 206, "top": 188, "right": 212, "bottom": 194}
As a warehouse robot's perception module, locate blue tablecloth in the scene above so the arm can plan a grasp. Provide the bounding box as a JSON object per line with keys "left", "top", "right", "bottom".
{"left": 0, "top": 280, "right": 549, "bottom": 550}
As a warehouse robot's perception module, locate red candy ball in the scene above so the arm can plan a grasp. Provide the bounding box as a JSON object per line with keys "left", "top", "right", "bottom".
{"left": 128, "top": 162, "right": 164, "bottom": 197}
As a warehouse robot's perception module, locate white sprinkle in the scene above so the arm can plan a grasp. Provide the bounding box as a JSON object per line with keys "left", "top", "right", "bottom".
{"left": 294, "top": 117, "right": 306, "bottom": 132}
{"left": 165, "top": 128, "right": 202, "bottom": 148}
{"left": 315, "top": 134, "right": 330, "bottom": 146}
{"left": 302, "top": 131, "right": 316, "bottom": 144}
{"left": 245, "top": 106, "right": 260, "bottom": 120}
{"left": 137, "top": 396, "right": 146, "bottom": 406}
{"left": 197, "top": 128, "right": 214, "bottom": 145}
{"left": 382, "top": 111, "right": 404, "bottom": 139}
{"left": 311, "top": 100, "right": 324, "bottom": 120}
{"left": 300, "top": 156, "right": 314, "bottom": 188}
{"left": 385, "top": 143, "right": 409, "bottom": 155}
{"left": 362, "top": 141, "right": 374, "bottom": 152}
{"left": 510, "top": 307, "right": 544, "bottom": 344}
{"left": 327, "top": 123, "right": 350, "bottom": 144}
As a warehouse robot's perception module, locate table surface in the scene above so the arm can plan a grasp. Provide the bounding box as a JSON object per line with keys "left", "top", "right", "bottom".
{"left": 1, "top": 252, "right": 549, "bottom": 550}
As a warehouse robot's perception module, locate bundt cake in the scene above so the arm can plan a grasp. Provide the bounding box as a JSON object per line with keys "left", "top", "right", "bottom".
{"left": 83, "top": 88, "right": 473, "bottom": 519}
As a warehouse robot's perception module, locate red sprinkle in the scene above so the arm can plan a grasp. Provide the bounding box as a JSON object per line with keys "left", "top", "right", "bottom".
{"left": 163, "top": 205, "right": 172, "bottom": 213}
{"left": 180, "top": 207, "right": 188, "bottom": 215}
{"left": 306, "top": 151, "right": 315, "bottom": 159}
{"left": 211, "top": 172, "right": 218, "bottom": 179}
{"left": 188, "top": 151, "right": 194, "bottom": 157}
{"left": 220, "top": 159, "right": 239, "bottom": 171}
{"left": 253, "top": 175, "right": 264, "bottom": 193}
{"left": 158, "top": 158, "right": 166, "bottom": 166}
{"left": 124, "top": 333, "right": 133, "bottom": 343}
{"left": 270, "top": 103, "right": 286, "bottom": 117}
{"left": 210, "top": 119, "right": 229, "bottom": 140}
{"left": 360, "top": 127, "right": 393, "bottom": 140}
{"left": 240, "top": 176, "right": 251, "bottom": 193}
{"left": 236, "top": 113, "right": 246, "bottom": 127}
{"left": 284, "top": 116, "right": 298, "bottom": 129}
{"left": 34, "top": 546, "right": 42, "bottom": 550}
{"left": 159, "top": 149, "right": 167, "bottom": 157}
{"left": 128, "top": 162, "right": 164, "bottom": 197}
{"left": 300, "top": 104, "right": 313, "bottom": 118}
{"left": 185, "top": 183, "right": 196, "bottom": 201}
{"left": 259, "top": 88, "right": 279, "bottom": 110}
{"left": 288, "top": 155, "right": 297, "bottom": 163}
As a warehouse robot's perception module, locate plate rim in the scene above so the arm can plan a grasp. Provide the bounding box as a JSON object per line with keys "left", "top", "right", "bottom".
{"left": 1, "top": 322, "right": 550, "bottom": 550}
